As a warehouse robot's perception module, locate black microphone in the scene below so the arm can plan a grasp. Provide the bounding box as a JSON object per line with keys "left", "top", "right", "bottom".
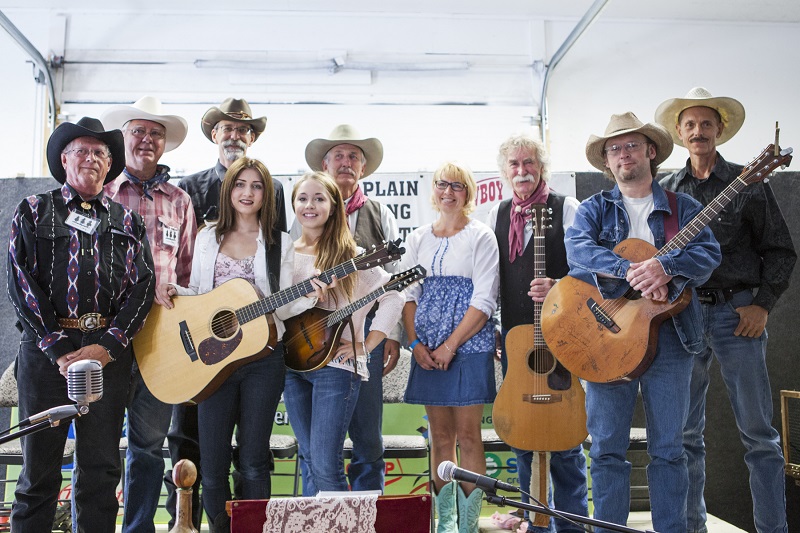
{"left": 19, "top": 360, "right": 103, "bottom": 427}
{"left": 437, "top": 461, "right": 520, "bottom": 493}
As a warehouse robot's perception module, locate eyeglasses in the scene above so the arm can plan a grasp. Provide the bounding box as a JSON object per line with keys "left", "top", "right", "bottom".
{"left": 215, "top": 125, "right": 252, "bottom": 136}
{"left": 434, "top": 180, "right": 466, "bottom": 192}
{"left": 604, "top": 141, "right": 650, "bottom": 156}
{"left": 65, "top": 148, "right": 110, "bottom": 160}
{"left": 128, "top": 127, "right": 166, "bottom": 140}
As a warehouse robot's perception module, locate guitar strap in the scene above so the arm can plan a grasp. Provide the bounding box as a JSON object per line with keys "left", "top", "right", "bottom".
{"left": 664, "top": 190, "right": 679, "bottom": 242}
{"left": 266, "top": 228, "right": 282, "bottom": 293}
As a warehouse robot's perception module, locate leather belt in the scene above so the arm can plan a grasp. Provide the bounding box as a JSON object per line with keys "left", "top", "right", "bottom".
{"left": 696, "top": 287, "right": 751, "bottom": 306}
{"left": 57, "top": 313, "right": 110, "bottom": 332}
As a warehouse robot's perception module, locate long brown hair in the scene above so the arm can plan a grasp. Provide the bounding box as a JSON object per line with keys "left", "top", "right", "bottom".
{"left": 216, "top": 157, "right": 276, "bottom": 245}
{"left": 291, "top": 171, "right": 357, "bottom": 300}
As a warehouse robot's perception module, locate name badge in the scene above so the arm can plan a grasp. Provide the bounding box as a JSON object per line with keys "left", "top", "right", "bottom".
{"left": 66, "top": 211, "right": 100, "bottom": 234}
{"left": 163, "top": 225, "right": 179, "bottom": 248}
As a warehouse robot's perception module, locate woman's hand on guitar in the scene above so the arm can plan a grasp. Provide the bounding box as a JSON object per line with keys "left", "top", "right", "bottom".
{"left": 411, "top": 342, "right": 438, "bottom": 371}
{"left": 334, "top": 340, "right": 357, "bottom": 362}
{"left": 156, "top": 283, "right": 178, "bottom": 309}
{"left": 626, "top": 259, "right": 672, "bottom": 301}
{"left": 308, "top": 271, "right": 337, "bottom": 303}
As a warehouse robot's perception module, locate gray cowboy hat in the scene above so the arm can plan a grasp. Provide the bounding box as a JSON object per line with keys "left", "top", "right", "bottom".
{"left": 655, "top": 87, "right": 745, "bottom": 147}
{"left": 586, "top": 112, "right": 673, "bottom": 171}
{"left": 101, "top": 95, "right": 188, "bottom": 152}
{"left": 201, "top": 98, "right": 267, "bottom": 142}
{"left": 46, "top": 117, "right": 125, "bottom": 184}
{"left": 305, "top": 124, "right": 384, "bottom": 179}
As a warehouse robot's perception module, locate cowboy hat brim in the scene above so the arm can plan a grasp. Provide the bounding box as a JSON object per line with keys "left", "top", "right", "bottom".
{"left": 655, "top": 95, "right": 745, "bottom": 147}
{"left": 46, "top": 118, "right": 125, "bottom": 185}
{"left": 101, "top": 106, "right": 188, "bottom": 152}
{"left": 201, "top": 108, "right": 267, "bottom": 143}
{"left": 586, "top": 122, "right": 673, "bottom": 172}
{"left": 305, "top": 137, "right": 384, "bottom": 179}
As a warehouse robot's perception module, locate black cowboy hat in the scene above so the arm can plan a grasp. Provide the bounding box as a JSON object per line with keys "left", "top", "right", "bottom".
{"left": 46, "top": 117, "right": 125, "bottom": 184}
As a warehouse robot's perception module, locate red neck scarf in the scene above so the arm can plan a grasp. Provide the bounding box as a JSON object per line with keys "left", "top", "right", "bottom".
{"left": 345, "top": 186, "right": 367, "bottom": 222}
{"left": 508, "top": 180, "right": 550, "bottom": 263}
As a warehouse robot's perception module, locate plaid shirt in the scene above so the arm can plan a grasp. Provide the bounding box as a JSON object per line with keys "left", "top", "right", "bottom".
{"left": 7, "top": 183, "right": 155, "bottom": 363}
{"left": 104, "top": 166, "right": 196, "bottom": 287}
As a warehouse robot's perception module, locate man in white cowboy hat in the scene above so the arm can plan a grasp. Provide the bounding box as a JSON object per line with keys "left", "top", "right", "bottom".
{"left": 101, "top": 96, "right": 197, "bottom": 532}
{"left": 292, "top": 124, "right": 401, "bottom": 492}
{"left": 567, "top": 112, "right": 720, "bottom": 533}
{"left": 179, "top": 97, "right": 286, "bottom": 231}
{"left": 8, "top": 117, "right": 155, "bottom": 532}
{"left": 657, "top": 88, "right": 796, "bottom": 533}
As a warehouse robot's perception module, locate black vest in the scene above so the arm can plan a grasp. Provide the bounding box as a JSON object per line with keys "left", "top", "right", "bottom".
{"left": 352, "top": 198, "right": 385, "bottom": 249}
{"left": 495, "top": 193, "right": 569, "bottom": 330}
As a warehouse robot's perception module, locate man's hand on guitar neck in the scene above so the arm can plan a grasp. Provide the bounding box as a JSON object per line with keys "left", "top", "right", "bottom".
{"left": 528, "top": 277, "right": 557, "bottom": 302}
{"left": 626, "top": 258, "right": 673, "bottom": 301}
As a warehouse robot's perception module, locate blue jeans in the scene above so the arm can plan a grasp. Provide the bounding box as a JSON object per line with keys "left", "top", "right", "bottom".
{"left": 586, "top": 321, "right": 692, "bottom": 533}
{"left": 12, "top": 331, "right": 131, "bottom": 533}
{"left": 346, "top": 315, "right": 386, "bottom": 491}
{"left": 284, "top": 364, "right": 362, "bottom": 496}
{"left": 122, "top": 366, "right": 173, "bottom": 533}
{"left": 685, "top": 290, "right": 786, "bottom": 533}
{"left": 500, "top": 329, "right": 588, "bottom": 532}
{"left": 198, "top": 346, "right": 286, "bottom": 524}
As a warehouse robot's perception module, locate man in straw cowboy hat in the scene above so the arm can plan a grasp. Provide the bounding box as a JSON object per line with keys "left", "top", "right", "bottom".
{"left": 567, "top": 112, "right": 720, "bottom": 533}
{"left": 291, "top": 124, "right": 401, "bottom": 492}
{"left": 179, "top": 97, "right": 286, "bottom": 231}
{"left": 7, "top": 117, "right": 155, "bottom": 532}
{"left": 657, "top": 88, "right": 796, "bottom": 533}
{"left": 101, "top": 95, "right": 197, "bottom": 532}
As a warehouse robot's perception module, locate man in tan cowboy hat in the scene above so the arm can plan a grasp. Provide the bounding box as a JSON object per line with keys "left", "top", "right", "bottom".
{"left": 179, "top": 97, "right": 286, "bottom": 231}
{"left": 657, "top": 88, "right": 796, "bottom": 533}
{"left": 567, "top": 112, "right": 720, "bottom": 533}
{"left": 292, "top": 124, "right": 401, "bottom": 492}
{"left": 101, "top": 96, "right": 197, "bottom": 532}
{"left": 8, "top": 117, "right": 155, "bottom": 532}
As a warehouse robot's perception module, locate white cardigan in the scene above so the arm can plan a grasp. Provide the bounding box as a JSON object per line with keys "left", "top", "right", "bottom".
{"left": 173, "top": 224, "right": 316, "bottom": 340}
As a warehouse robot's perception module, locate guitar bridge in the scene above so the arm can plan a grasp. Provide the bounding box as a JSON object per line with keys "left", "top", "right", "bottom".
{"left": 587, "top": 298, "right": 621, "bottom": 333}
{"left": 179, "top": 321, "right": 198, "bottom": 361}
{"left": 522, "top": 394, "right": 562, "bottom": 404}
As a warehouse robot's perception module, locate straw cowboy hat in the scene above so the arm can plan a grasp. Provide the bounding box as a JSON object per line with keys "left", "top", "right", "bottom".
{"left": 101, "top": 95, "right": 188, "bottom": 152}
{"left": 47, "top": 117, "right": 126, "bottom": 185}
{"left": 305, "top": 124, "right": 384, "bottom": 179}
{"left": 586, "top": 112, "right": 673, "bottom": 172}
{"left": 201, "top": 98, "right": 267, "bottom": 142}
{"left": 655, "top": 87, "right": 745, "bottom": 147}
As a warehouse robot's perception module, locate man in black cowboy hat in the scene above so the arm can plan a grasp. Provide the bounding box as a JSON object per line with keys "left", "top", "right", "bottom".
{"left": 7, "top": 117, "right": 155, "bottom": 532}
{"left": 179, "top": 97, "right": 286, "bottom": 230}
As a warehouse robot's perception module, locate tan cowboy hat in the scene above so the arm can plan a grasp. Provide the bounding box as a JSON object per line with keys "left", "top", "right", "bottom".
{"left": 201, "top": 98, "right": 267, "bottom": 142}
{"left": 305, "top": 124, "right": 384, "bottom": 179}
{"left": 655, "top": 87, "right": 745, "bottom": 146}
{"left": 101, "top": 96, "right": 188, "bottom": 152}
{"left": 586, "top": 112, "right": 673, "bottom": 172}
{"left": 47, "top": 117, "right": 125, "bottom": 184}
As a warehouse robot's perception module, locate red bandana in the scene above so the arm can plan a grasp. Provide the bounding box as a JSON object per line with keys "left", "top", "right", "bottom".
{"left": 508, "top": 180, "right": 550, "bottom": 263}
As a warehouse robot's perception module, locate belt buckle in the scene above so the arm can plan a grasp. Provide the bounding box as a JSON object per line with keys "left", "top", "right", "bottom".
{"left": 697, "top": 291, "right": 718, "bottom": 305}
{"left": 78, "top": 313, "right": 102, "bottom": 332}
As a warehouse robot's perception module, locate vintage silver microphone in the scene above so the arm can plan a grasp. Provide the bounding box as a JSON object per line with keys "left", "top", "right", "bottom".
{"left": 19, "top": 360, "right": 103, "bottom": 427}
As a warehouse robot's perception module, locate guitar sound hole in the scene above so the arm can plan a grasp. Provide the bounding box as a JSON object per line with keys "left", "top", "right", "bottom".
{"left": 210, "top": 310, "right": 240, "bottom": 340}
{"left": 528, "top": 349, "right": 556, "bottom": 375}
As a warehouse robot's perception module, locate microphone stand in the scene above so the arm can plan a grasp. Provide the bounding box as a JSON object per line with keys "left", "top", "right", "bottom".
{"left": 484, "top": 492, "right": 658, "bottom": 533}
{"left": 0, "top": 405, "right": 88, "bottom": 445}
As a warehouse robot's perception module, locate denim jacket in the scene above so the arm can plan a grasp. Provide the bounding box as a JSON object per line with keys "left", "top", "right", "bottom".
{"left": 565, "top": 180, "right": 721, "bottom": 354}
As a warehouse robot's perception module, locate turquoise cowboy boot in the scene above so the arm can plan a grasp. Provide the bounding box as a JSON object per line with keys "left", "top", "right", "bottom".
{"left": 457, "top": 483, "right": 484, "bottom": 533}
{"left": 435, "top": 480, "right": 459, "bottom": 532}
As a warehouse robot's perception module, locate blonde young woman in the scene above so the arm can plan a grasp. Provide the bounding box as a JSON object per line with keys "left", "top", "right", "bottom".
{"left": 402, "top": 162, "right": 500, "bottom": 533}
{"left": 284, "top": 171, "right": 404, "bottom": 495}
{"left": 157, "top": 158, "right": 323, "bottom": 532}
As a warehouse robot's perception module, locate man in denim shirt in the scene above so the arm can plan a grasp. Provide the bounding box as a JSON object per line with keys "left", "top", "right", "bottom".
{"left": 657, "top": 88, "right": 796, "bottom": 533}
{"left": 566, "top": 112, "right": 721, "bottom": 533}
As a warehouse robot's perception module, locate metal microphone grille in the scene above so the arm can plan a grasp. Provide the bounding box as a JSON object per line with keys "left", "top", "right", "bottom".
{"left": 68, "top": 360, "right": 104, "bottom": 405}
{"left": 437, "top": 460, "right": 456, "bottom": 482}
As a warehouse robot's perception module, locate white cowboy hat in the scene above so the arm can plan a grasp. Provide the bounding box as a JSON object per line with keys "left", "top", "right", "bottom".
{"left": 305, "top": 124, "right": 384, "bottom": 179}
{"left": 101, "top": 95, "right": 188, "bottom": 152}
{"left": 655, "top": 87, "right": 745, "bottom": 147}
{"left": 586, "top": 112, "right": 673, "bottom": 171}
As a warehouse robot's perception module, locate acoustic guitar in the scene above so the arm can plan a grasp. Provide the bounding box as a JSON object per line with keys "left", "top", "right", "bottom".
{"left": 283, "top": 265, "right": 426, "bottom": 373}
{"left": 492, "top": 204, "right": 588, "bottom": 453}
{"left": 135, "top": 240, "right": 404, "bottom": 404}
{"left": 541, "top": 144, "right": 793, "bottom": 383}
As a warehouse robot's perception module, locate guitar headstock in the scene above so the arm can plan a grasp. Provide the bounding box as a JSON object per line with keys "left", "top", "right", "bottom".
{"left": 527, "top": 204, "right": 553, "bottom": 234}
{"left": 740, "top": 144, "right": 793, "bottom": 185}
{"left": 355, "top": 239, "right": 405, "bottom": 270}
{"left": 386, "top": 265, "right": 427, "bottom": 291}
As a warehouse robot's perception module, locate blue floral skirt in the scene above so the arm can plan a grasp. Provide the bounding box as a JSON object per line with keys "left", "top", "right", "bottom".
{"left": 404, "top": 349, "right": 496, "bottom": 407}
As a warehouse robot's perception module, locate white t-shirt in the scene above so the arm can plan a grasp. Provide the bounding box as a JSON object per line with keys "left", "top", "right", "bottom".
{"left": 622, "top": 194, "right": 655, "bottom": 245}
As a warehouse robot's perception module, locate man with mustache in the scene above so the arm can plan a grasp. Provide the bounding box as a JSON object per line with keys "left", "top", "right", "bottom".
{"left": 101, "top": 96, "right": 197, "bottom": 532}
{"left": 292, "top": 125, "right": 401, "bottom": 492}
{"left": 657, "top": 88, "right": 796, "bottom": 533}
{"left": 486, "top": 134, "right": 588, "bottom": 532}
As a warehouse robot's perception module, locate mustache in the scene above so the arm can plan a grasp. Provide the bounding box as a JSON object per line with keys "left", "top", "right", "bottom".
{"left": 512, "top": 174, "right": 536, "bottom": 184}
{"left": 337, "top": 167, "right": 356, "bottom": 176}
{"left": 689, "top": 136, "right": 709, "bottom": 143}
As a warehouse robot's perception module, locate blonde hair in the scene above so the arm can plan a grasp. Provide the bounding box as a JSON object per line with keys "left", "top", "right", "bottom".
{"left": 431, "top": 161, "right": 476, "bottom": 216}
{"left": 216, "top": 157, "right": 276, "bottom": 245}
{"left": 291, "top": 171, "right": 357, "bottom": 300}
